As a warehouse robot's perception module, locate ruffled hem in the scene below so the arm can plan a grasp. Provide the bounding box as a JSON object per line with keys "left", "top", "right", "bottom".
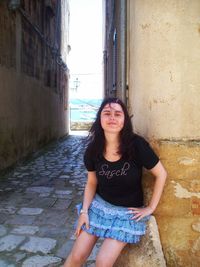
{"left": 76, "top": 194, "right": 150, "bottom": 244}
{"left": 81, "top": 224, "right": 141, "bottom": 243}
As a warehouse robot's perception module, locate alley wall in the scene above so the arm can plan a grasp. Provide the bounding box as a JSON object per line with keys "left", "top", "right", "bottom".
{"left": 0, "top": 1, "right": 69, "bottom": 171}
{"left": 127, "top": 0, "right": 200, "bottom": 266}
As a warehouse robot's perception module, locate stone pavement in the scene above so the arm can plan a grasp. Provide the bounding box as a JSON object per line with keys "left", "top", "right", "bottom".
{"left": 0, "top": 135, "right": 100, "bottom": 267}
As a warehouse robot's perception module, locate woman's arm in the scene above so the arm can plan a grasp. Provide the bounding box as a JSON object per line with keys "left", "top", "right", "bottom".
{"left": 128, "top": 161, "right": 167, "bottom": 221}
{"left": 75, "top": 171, "right": 98, "bottom": 236}
{"left": 148, "top": 161, "right": 167, "bottom": 212}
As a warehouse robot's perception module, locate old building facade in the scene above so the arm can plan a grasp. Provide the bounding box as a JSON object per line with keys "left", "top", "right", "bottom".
{"left": 0, "top": 0, "right": 69, "bottom": 170}
{"left": 104, "top": 0, "right": 200, "bottom": 266}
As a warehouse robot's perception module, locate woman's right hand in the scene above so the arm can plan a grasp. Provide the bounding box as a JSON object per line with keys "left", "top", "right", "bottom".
{"left": 75, "top": 213, "right": 90, "bottom": 237}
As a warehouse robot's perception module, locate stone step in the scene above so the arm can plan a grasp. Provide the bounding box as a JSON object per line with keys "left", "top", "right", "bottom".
{"left": 115, "top": 216, "right": 166, "bottom": 267}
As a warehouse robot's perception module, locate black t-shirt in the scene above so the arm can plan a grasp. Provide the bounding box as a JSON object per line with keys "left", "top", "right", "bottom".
{"left": 84, "top": 135, "right": 159, "bottom": 207}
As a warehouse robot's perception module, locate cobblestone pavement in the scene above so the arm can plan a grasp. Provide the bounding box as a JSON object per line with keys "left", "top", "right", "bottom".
{"left": 0, "top": 135, "right": 101, "bottom": 267}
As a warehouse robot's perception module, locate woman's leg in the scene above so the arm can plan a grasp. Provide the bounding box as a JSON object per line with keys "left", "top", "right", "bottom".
{"left": 96, "top": 238, "right": 127, "bottom": 267}
{"left": 64, "top": 230, "right": 98, "bottom": 267}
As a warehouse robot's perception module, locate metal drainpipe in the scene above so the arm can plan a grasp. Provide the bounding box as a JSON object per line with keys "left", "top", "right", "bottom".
{"left": 119, "top": 0, "right": 127, "bottom": 105}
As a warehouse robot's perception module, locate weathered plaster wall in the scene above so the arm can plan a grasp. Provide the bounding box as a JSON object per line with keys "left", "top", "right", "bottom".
{"left": 143, "top": 141, "right": 200, "bottom": 266}
{"left": 0, "top": 66, "right": 67, "bottom": 170}
{"left": 127, "top": 0, "right": 200, "bottom": 266}
{"left": 0, "top": 1, "right": 69, "bottom": 171}
{"left": 128, "top": 0, "right": 200, "bottom": 140}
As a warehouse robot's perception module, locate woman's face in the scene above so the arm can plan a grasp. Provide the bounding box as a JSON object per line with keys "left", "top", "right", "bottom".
{"left": 100, "top": 103, "right": 125, "bottom": 134}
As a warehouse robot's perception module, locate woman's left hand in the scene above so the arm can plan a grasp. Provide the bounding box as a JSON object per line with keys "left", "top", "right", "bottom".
{"left": 127, "top": 206, "right": 154, "bottom": 222}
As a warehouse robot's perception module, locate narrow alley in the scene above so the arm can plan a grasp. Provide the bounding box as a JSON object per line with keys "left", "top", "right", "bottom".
{"left": 1, "top": 1, "right": 200, "bottom": 266}
{"left": 0, "top": 135, "right": 100, "bottom": 267}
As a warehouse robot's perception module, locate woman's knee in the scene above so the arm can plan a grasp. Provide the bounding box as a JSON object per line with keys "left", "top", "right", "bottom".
{"left": 70, "top": 250, "right": 87, "bottom": 265}
{"left": 64, "top": 250, "right": 88, "bottom": 266}
{"left": 64, "top": 232, "right": 98, "bottom": 266}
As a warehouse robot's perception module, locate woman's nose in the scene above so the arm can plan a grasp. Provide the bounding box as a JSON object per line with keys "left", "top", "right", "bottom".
{"left": 109, "top": 113, "right": 115, "bottom": 120}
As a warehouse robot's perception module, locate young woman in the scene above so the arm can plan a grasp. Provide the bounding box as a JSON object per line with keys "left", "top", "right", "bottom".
{"left": 64, "top": 97, "right": 167, "bottom": 267}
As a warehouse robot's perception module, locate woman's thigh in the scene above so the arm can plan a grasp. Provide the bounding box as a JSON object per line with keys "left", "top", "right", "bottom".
{"left": 70, "top": 230, "right": 98, "bottom": 260}
{"left": 96, "top": 238, "right": 127, "bottom": 267}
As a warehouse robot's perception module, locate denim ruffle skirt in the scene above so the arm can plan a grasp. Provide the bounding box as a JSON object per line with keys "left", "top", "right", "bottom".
{"left": 76, "top": 194, "right": 150, "bottom": 244}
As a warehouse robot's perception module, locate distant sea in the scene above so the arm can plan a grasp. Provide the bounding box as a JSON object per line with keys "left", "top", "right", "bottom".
{"left": 69, "top": 98, "right": 102, "bottom": 122}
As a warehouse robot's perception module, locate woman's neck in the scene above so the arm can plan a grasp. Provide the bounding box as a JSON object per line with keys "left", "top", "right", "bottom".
{"left": 104, "top": 133, "right": 120, "bottom": 150}
{"left": 104, "top": 133, "right": 121, "bottom": 160}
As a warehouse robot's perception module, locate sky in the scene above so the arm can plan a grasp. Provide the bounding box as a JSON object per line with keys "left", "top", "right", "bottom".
{"left": 68, "top": 0, "right": 103, "bottom": 99}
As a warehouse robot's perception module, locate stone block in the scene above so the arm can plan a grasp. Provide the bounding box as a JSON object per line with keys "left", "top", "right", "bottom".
{"left": 59, "top": 175, "right": 70, "bottom": 179}
{"left": 0, "top": 260, "right": 15, "bottom": 267}
{"left": 17, "top": 208, "right": 43, "bottom": 215}
{"left": 156, "top": 216, "right": 200, "bottom": 267}
{"left": 38, "top": 225, "right": 68, "bottom": 238}
{"left": 22, "top": 255, "right": 62, "bottom": 267}
{"left": 114, "top": 216, "right": 166, "bottom": 267}
{"left": 26, "top": 186, "right": 54, "bottom": 194}
{"left": 55, "top": 190, "right": 72, "bottom": 195}
{"left": 0, "top": 206, "right": 17, "bottom": 215}
{"left": 36, "top": 210, "right": 68, "bottom": 227}
{"left": 70, "top": 122, "right": 92, "bottom": 131}
{"left": 52, "top": 194, "right": 73, "bottom": 199}
{"left": 52, "top": 199, "right": 72, "bottom": 210}
{"left": 20, "top": 236, "right": 57, "bottom": 253}
{"left": 0, "top": 235, "right": 25, "bottom": 252}
{"left": 39, "top": 193, "right": 51, "bottom": 197}
{"left": 11, "top": 226, "right": 39, "bottom": 235}
{"left": 5, "top": 215, "right": 36, "bottom": 225}
{"left": 25, "top": 197, "right": 56, "bottom": 209}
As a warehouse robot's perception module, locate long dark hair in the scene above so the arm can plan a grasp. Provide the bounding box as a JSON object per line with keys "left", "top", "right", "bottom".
{"left": 86, "top": 97, "right": 136, "bottom": 160}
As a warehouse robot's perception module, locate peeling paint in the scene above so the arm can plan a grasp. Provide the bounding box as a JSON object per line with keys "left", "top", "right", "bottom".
{"left": 172, "top": 181, "right": 200, "bottom": 199}
{"left": 192, "top": 219, "right": 200, "bottom": 233}
{"left": 177, "top": 157, "right": 197, "bottom": 165}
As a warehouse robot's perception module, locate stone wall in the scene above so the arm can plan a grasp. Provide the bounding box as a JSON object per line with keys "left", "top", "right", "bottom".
{"left": 127, "top": 0, "right": 200, "bottom": 266}
{"left": 115, "top": 216, "right": 167, "bottom": 267}
{"left": 0, "top": 1, "right": 69, "bottom": 171}
{"left": 141, "top": 140, "right": 200, "bottom": 266}
{"left": 70, "top": 122, "right": 92, "bottom": 131}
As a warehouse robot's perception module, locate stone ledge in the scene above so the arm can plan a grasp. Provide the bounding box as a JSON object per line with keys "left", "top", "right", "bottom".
{"left": 70, "top": 122, "right": 93, "bottom": 131}
{"left": 115, "top": 216, "right": 166, "bottom": 267}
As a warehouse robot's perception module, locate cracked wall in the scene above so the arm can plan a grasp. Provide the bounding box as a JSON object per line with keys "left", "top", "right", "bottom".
{"left": 127, "top": 0, "right": 200, "bottom": 266}
{"left": 142, "top": 141, "right": 200, "bottom": 266}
